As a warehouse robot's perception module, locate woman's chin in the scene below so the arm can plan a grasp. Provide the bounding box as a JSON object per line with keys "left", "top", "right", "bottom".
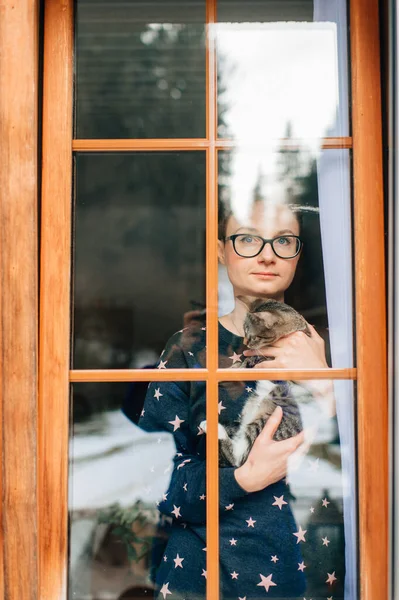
{"left": 240, "top": 286, "right": 283, "bottom": 301}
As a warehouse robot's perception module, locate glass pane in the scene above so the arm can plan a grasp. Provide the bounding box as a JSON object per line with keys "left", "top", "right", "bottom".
{"left": 216, "top": 0, "right": 350, "bottom": 141}
{"left": 218, "top": 147, "right": 354, "bottom": 369}
{"left": 69, "top": 380, "right": 207, "bottom": 600}
{"left": 72, "top": 152, "right": 206, "bottom": 369}
{"left": 218, "top": 378, "right": 354, "bottom": 600}
{"left": 75, "top": 0, "right": 206, "bottom": 139}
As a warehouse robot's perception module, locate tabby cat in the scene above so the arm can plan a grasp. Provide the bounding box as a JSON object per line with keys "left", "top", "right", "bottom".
{"left": 200, "top": 298, "right": 313, "bottom": 468}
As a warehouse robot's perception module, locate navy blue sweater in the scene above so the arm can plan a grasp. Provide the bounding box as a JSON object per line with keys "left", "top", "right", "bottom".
{"left": 138, "top": 322, "right": 308, "bottom": 599}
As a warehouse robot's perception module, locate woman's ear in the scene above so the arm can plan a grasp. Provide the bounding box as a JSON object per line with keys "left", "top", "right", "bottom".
{"left": 217, "top": 239, "right": 226, "bottom": 265}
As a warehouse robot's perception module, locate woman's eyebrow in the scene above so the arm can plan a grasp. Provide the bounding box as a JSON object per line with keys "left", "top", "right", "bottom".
{"left": 233, "top": 227, "right": 296, "bottom": 235}
{"left": 275, "top": 229, "right": 295, "bottom": 235}
{"left": 234, "top": 227, "right": 259, "bottom": 234}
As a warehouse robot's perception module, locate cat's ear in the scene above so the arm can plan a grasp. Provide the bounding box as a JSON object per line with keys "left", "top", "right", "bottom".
{"left": 249, "top": 298, "right": 271, "bottom": 312}
{"left": 236, "top": 295, "right": 256, "bottom": 309}
{"left": 256, "top": 311, "right": 280, "bottom": 328}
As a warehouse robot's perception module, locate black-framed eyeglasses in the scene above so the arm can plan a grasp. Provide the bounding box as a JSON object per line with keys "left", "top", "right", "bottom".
{"left": 225, "top": 234, "right": 303, "bottom": 259}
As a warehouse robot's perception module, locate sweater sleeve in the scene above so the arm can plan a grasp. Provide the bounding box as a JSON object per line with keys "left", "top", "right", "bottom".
{"left": 138, "top": 330, "right": 249, "bottom": 526}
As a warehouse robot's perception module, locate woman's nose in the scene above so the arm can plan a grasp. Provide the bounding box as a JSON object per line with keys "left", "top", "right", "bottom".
{"left": 257, "top": 241, "right": 276, "bottom": 262}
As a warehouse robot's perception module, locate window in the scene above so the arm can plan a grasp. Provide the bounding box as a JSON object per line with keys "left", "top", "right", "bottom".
{"left": 38, "top": 1, "right": 387, "bottom": 599}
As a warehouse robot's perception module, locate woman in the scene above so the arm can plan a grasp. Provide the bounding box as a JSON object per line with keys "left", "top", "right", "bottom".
{"left": 138, "top": 196, "right": 334, "bottom": 600}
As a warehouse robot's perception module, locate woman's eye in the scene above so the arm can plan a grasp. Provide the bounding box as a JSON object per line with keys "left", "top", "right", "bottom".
{"left": 276, "top": 236, "right": 291, "bottom": 245}
{"left": 241, "top": 236, "right": 255, "bottom": 244}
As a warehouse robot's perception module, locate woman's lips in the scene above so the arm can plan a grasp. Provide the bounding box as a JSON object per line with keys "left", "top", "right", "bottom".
{"left": 252, "top": 272, "right": 278, "bottom": 278}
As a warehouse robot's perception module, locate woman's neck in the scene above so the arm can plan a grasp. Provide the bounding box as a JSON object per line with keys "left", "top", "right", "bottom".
{"left": 219, "top": 294, "right": 285, "bottom": 337}
{"left": 219, "top": 300, "right": 248, "bottom": 337}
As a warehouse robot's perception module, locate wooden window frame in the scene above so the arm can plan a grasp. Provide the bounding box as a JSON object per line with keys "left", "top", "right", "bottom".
{"left": 0, "top": 1, "right": 39, "bottom": 599}
{"left": 38, "top": 1, "right": 387, "bottom": 599}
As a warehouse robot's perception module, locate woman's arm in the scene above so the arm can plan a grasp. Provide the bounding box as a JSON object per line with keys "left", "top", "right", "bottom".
{"left": 153, "top": 447, "right": 249, "bottom": 525}
{"left": 138, "top": 332, "right": 249, "bottom": 526}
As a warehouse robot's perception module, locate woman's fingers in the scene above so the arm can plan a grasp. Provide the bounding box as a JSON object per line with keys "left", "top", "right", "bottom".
{"left": 257, "top": 406, "right": 283, "bottom": 441}
{"left": 236, "top": 410, "right": 312, "bottom": 493}
{"left": 307, "top": 323, "right": 320, "bottom": 338}
{"left": 306, "top": 322, "right": 326, "bottom": 348}
{"left": 243, "top": 347, "right": 276, "bottom": 357}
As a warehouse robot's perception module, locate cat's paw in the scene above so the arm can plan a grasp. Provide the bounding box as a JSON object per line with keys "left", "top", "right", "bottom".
{"left": 199, "top": 420, "right": 229, "bottom": 440}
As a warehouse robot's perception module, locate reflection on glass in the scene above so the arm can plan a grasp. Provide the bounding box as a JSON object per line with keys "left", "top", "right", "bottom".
{"left": 218, "top": 147, "right": 329, "bottom": 335}
{"left": 72, "top": 152, "right": 206, "bottom": 369}
{"left": 217, "top": 379, "right": 349, "bottom": 600}
{"left": 218, "top": 146, "right": 354, "bottom": 368}
{"left": 69, "top": 380, "right": 207, "bottom": 600}
{"left": 216, "top": 0, "right": 349, "bottom": 141}
{"left": 75, "top": 0, "right": 206, "bottom": 139}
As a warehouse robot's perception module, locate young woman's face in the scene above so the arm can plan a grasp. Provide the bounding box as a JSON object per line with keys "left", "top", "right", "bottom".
{"left": 218, "top": 202, "right": 301, "bottom": 302}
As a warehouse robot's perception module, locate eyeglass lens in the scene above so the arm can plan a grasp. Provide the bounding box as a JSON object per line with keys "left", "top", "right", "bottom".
{"left": 234, "top": 234, "right": 300, "bottom": 258}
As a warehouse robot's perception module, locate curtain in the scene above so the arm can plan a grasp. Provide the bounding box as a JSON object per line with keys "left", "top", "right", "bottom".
{"left": 313, "top": 2, "right": 357, "bottom": 599}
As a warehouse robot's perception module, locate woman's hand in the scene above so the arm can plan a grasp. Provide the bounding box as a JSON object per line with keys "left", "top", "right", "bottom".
{"left": 242, "top": 324, "right": 336, "bottom": 416}
{"left": 234, "top": 406, "right": 309, "bottom": 493}
{"left": 243, "top": 324, "right": 328, "bottom": 371}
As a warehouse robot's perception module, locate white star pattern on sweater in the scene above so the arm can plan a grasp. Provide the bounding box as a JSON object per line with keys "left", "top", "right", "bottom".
{"left": 293, "top": 525, "right": 307, "bottom": 543}
{"left": 257, "top": 573, "right": 277, "bottom": 592}
{"left": 171, "top": 505, "right": 181, "bottom": 518}
{"left": 326, "top": 571, "right": 337, "bottom": 585}
{"left": 160, "top": 583, "right": 172, "bottom": 599}
{"left": 157, "top": 360, "right": 167, "bottom": 369}
{"left": 322, "top": 536, "right": 330, "bottom": 546}
{"left": 246, "top": 517, "right": 256, "bottom": 527}
{"left": 272, "top": 495, "right": 288, "bottom": 510}
{"left": 177, "top": 458, "right": 191, "bottom": 469}
{"left": 230, "top": 571, "right": 239, "bottom": 579}
{"left": 322, "top": 497, "right": 331, "bottom": 508}
{"left": 168, "top": 415, "right": 185, "bottom": 431}
{"left": 229, "top": 538, "right": 237, "bottom": 546}
{"left": 154, "top": 387, "right": 163, "bottom": 400}
{"left": 173, "top": 554, "right": 184, "bottom": 568}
